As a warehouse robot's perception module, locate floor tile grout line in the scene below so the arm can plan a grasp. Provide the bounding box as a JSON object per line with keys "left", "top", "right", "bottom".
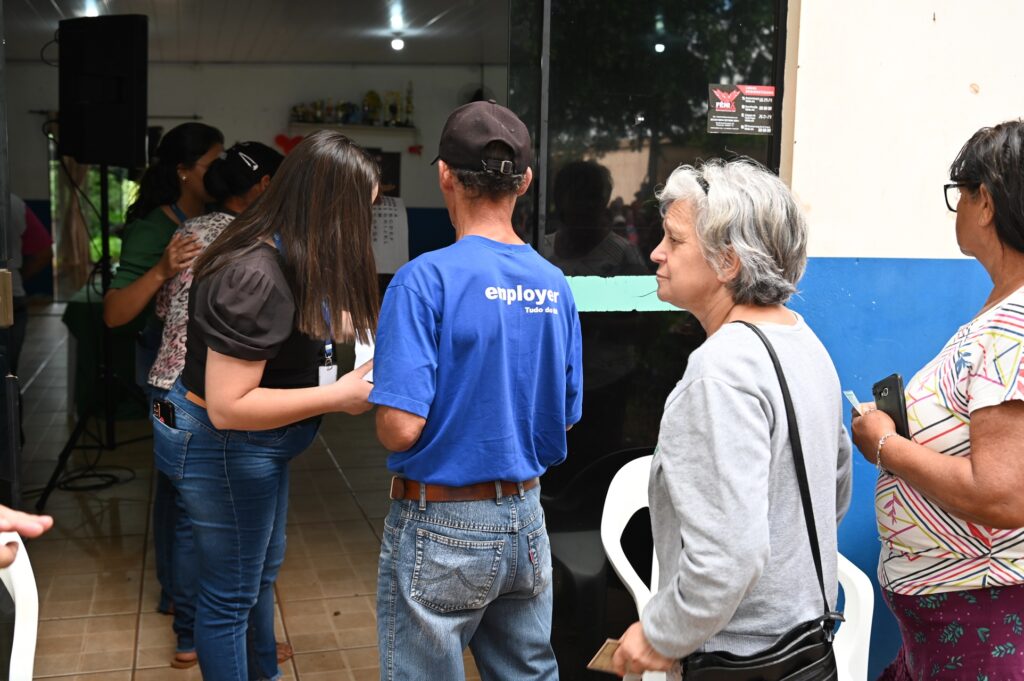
{"left": 128, "top": 468, "right": 159, "bottom": 680}
{"left": 315, "top": 432, "right": 385, "bottom": 546}
{"left": 20, "top": 331, "right": 68, "bottom": 393}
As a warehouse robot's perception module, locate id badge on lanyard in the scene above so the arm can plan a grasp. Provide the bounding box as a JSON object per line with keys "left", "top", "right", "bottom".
{"left": 273, "top": 233, "right": 338, "bottom": 386}
{"left": 318, "top": 301, "right": 337, "bottom": 386}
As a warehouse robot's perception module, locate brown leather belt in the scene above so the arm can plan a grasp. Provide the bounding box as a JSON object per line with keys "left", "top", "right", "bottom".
{"left": 390, "top": 476, "right": 539, "bottom": 502}
{"left": 185, "top": 391, "right": 207, "bottom": 409}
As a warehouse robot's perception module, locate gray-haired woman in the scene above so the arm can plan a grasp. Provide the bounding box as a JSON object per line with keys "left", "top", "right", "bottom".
{"left": 612, "top": 158, "right": 853, "bottom": 677}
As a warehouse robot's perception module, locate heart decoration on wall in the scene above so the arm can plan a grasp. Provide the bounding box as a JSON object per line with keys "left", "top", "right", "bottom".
{"left": 274, "top": 134, "right": 304, "bottom": 155}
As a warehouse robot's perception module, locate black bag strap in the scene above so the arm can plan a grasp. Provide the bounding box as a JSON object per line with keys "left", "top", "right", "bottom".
{"left": 734, "top": 321, "right": 834, "bottom": 621}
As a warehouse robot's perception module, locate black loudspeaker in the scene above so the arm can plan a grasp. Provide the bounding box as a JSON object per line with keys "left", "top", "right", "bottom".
{"left": 58, "top": 15, "right": 148, "bottom": 168}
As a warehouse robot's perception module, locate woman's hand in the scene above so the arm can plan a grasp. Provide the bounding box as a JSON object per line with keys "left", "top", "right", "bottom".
{"left": 330, "top": 360, "right": 375, "bottom": 415}
{"left": 611, "top": 622, "right": 676, "bottom": 677}
{"left": 155, "top": 232, "right": 202, "bottom": 281}
{"left": 850, "top": 401, "right": 898, "bottom": 463}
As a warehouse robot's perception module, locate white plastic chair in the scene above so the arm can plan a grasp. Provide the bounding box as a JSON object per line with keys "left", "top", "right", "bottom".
{"left": 0, "top": 531, "right": 39, "bottom": 681}
{"left": 600, "top": 455, "right": 664, "bottom": 680}
{"left": 600, "top": 455, "right": 873, "bottom": 681}
{"left": 834, "top": 553, "right": 873, "bottom": 681}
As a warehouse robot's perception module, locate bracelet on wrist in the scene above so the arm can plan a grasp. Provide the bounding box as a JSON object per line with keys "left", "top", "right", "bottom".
{"left": 876, "top": 432, "right": 898, "bottom": 475}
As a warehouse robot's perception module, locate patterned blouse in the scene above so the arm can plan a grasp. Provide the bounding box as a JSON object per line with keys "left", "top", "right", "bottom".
{"left": 876, "top": 286, "right": 1024, "bottom": 595}
{"left": 147, "top": 211, "right": 235, "bottom": 390}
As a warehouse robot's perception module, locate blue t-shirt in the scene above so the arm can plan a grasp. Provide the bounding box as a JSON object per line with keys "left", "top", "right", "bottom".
{"left": 370, "top": 235, "right": 583, "bottom": 485}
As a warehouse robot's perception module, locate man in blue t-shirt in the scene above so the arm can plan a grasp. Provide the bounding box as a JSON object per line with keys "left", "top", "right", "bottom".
{"left": 370, "top": 100, "right": 583, "bottom": 680}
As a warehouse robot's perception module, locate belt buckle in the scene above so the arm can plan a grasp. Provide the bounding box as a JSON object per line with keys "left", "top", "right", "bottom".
{"left": 389, "top": 476, "right": 405, "bottom": 501}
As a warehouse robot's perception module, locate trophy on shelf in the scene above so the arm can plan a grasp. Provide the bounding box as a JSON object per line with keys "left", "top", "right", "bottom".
{"left": 384, "top": 91, "right": 402, "bottom": 126}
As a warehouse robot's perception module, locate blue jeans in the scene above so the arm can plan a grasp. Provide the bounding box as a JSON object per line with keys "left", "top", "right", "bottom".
{"left": 137, "top": 326, "right": 180, "bottom": 619}
{"left": 376, "top": 485, "right": 559, "bottom": 681}
{"left": 148, "top": 384, "right": 197, "bottom": 654}
{"left": 154, "top": 380, "right": 320, "bottom": 681}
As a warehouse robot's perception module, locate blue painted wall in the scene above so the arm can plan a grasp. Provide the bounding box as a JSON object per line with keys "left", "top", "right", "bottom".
{"left": 792, "top": 257, "right": 993, "bottom": 677}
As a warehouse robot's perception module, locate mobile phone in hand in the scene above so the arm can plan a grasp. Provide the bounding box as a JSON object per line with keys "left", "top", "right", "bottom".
{"left": 872, "top": 373, "right": 911, "bottom": 439}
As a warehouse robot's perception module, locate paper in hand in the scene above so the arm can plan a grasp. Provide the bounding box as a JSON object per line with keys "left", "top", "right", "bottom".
{"left": 355, "top": 337, "right": 375, "bottom": 383}
{"left": 586, "top": 638, "right": 620, "bottom": 675}
{"left": 843, "top": 390, "right": 864, "bottom": 416}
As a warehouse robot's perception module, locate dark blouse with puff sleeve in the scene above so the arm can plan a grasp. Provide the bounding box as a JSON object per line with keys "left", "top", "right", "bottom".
{"left": 180, "top": 243, "right": 325, "bottom": 399}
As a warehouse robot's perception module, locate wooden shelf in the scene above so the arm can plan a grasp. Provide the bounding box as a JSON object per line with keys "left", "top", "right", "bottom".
{"left": 287, "top": 122, "right": 418, "bottom": 137}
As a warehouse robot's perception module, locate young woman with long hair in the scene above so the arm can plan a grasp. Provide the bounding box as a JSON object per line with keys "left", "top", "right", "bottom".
{"left": 151, "top": 131, "right": 379, "bottom": 681}
{"left": 146, "top": 141, "right": 284, "bottom": 669}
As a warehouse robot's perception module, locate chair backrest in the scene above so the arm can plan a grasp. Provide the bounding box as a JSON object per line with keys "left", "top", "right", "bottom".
{"left": 600, "top": 456, "right": 873, "bottom": 681}
{"left": 600, "top": 454, "right": 659, "bottom": 615}
{"left": 833, "top": 553, "right": 873, "bottom": 681}
{"left": 0, "top": 532, "right": 39, "bottom": 681}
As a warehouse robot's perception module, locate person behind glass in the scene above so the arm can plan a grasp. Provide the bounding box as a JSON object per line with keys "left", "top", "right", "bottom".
{"left": 371, "top": 101, "right": 583, "bottom": 681}
{"left": 2, "top": 195, "right": 53, "bottom": 376}
{"left": 851, "top": 120, "right": 1024, "bottom": 680}
{"left": 611, "top": 159, "right": 852, "bottom": 677}
{"left": 151, "top": 130, "right": 379, "bottom": 681}
{"left": 542, "top": 160, "right": 648, "bottom": 276}
{"left": 146, "top": 141, "right": 283, "bottom": 669}
{"left": 102, "top": 122, "right": 224, "bottom": 618}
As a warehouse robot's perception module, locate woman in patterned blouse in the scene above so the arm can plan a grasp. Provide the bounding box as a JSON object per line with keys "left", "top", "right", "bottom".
{"left": 852, "top": 120, "right": 1024, "bottom": 680}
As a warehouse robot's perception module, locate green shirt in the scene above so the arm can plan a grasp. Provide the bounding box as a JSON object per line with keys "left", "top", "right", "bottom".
{"left": 110, "top": 206, "right": 178, "bottom": 289}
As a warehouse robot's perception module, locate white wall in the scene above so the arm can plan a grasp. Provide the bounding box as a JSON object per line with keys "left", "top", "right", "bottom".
{"left": 789, "top": 0, "right": 1024, "bottom": 259}
{"left": 6, "top": 62, "right": 508, "bottom": 207}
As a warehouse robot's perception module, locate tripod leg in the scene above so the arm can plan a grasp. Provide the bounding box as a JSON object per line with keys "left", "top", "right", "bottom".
{"left": 35, "top": 415, "right": 91, "bottom": 512}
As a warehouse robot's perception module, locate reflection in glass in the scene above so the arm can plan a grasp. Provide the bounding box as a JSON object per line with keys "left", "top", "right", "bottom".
{"left": 512, "top": 0, "right": 779, "bottom": 276}
{"left": 509, "top": 1, "right": 785, "bottom": 677}
{"left": 541, "top": 161, "right": 648, "bottom": 276}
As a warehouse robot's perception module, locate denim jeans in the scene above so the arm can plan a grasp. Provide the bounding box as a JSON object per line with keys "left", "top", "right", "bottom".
{"left": 377, "top": 485, "right": 559, "bottom": 681}
{"left": 154, "top": 380, "right": 320, "bottom": 681}
{"left": 136, "top": 325, "right": 180, "bottom": 619}
{"left": 147, "top": 384, "right": 197, "bottom": 654}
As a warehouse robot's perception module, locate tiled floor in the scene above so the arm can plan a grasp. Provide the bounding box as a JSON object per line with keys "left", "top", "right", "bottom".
{"left": 17, "top": 302, "right": 482, "bottom": 680}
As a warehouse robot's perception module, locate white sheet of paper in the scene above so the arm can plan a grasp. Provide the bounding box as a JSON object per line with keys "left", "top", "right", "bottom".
{"left": 371, "top": 196, "right": 409, "bottom": 274}
{"left": 355, "top": 338, "right": 375, "bottom": 383}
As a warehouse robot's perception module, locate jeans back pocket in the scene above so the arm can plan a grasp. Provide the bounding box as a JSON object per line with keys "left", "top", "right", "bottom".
{"left": 152, "top": 415, "right": 191, "bottom": 480}
{"left": 527, "top": 524, "right": 552, "bottom": 597}
{"left": 410, "top": 528, "right": 505, "bottom": 613}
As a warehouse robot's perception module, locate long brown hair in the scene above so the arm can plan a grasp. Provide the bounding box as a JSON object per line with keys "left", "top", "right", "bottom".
{"left": 194, "top": 131, "right": 380, "bottom": 342}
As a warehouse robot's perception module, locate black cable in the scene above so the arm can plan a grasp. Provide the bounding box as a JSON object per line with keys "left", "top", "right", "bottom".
{"left": 28, "top": 118, "right": 142, "bottom": 498}
{"left": 40, "top": 29, "right": 59, "bottom": 67}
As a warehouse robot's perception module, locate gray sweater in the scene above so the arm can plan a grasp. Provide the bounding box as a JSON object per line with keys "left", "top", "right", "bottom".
{"left": 641, "top": 316, "right": 852, "bottom": 658}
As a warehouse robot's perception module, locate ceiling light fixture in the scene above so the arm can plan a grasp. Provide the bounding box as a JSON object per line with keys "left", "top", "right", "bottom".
{"left": 391, "top": 38, "right": 405, "bottom": 51}
{"left": 654, "top": 43, "right": 665, "bottom": 53}
{"left": 84, "top": 0, "right": 100, "bottom": 17}
{"left": 390, "top": 9, "right": 404, "bottom": 31}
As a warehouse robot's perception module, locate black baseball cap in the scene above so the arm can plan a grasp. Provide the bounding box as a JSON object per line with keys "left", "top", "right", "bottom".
{"left": 433, "top": 100, "right": 532, "bottom": 175}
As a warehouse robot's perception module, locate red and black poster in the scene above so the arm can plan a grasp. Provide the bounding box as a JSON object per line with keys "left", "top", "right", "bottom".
{"left": 707, "top": 84, "right": 775, "bottom": 135}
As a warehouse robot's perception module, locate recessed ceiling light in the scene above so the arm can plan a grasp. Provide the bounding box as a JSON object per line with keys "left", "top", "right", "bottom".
{"left": 654, "top": 43, "right": 665, "bottom": 53}
{"left": 84, "top": 0, "right": 99, "bottom": 16}
{"left": 391, "top": 38, "right": 405, "bottom": 51}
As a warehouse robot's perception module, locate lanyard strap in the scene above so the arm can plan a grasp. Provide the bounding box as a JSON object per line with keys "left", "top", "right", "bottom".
{"left": 272, "top": 232, "right": 334, "bottom": 363}
{"left": 169, "top": 203, "right": 189, "bottom": 223}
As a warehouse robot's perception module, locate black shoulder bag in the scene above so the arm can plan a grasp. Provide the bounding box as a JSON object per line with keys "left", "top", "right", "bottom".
{"left": 681, "top": 321, "right": 844, "bottom": 681}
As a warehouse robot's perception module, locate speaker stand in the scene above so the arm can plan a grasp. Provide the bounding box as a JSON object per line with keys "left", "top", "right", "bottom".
{"left": 36, "top": 164, "right": 146, "bottom": 512}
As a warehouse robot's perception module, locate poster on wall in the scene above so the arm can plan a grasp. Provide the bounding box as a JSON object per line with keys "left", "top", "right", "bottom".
{"left": 371, "top": 196, "right": 409, "bottom": 274}
{"left": 706, "top": 84, "right": 775, "bottom": 135}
